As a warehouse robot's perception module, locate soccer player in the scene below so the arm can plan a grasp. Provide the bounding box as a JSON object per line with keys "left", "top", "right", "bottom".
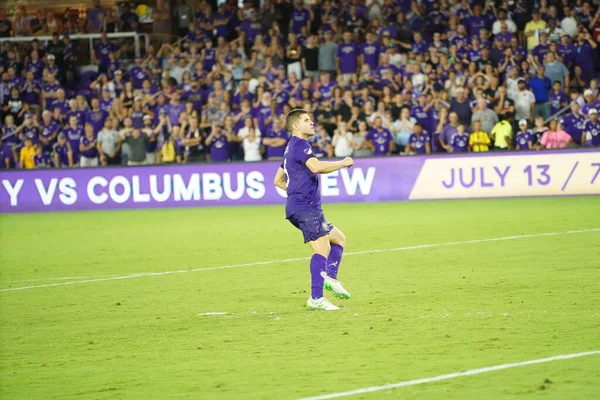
{"left": 274, "top": 109, "right": 354, "bottom": 311}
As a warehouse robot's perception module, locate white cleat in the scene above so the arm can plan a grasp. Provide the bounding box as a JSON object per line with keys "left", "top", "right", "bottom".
{"left": 321, "top": 272, "right": 351, "bottom": 299}
{"left": 306, "top": 297, "right": 340, "bottom": 311}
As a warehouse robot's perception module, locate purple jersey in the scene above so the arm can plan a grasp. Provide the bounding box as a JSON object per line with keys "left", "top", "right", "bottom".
{"left": 166, "top": 103, "right": 185, "bottom": 125}
{"left": 412, "top": 40, "right": 429, "bottom": 55}
{"left": 559, "top": 112, "right": 585, "bottom": 143}
{"left": 516, "top": 130, "right": 533, "bottom": 150}
{"left": 361, "top": 42, "right": 381, "bottom": 71}
{"left": 130, "top": 109, "right": 145, "bottom": 129}
{"left": 2, "top": 125, "right": 18, "bottom": 145}
{"left": 100, "top": 99, "right": 113, "bottom": 113}
{"left": 584, "top": 120, "right": 600, "bottom": 146}
{"left": 240, "top": 20, "right": 263, "bottom": 41}
{"left": 43, "top": 83, "right": 61, "bottom": 110}
{"left": 62, "top": 126, "right": 84, "bottom": 160}
{"left": 209, "top": 134, "right": 229, "bottom": 162}
{"left": 21, "top": 80, "right": 41, "bottom": 105}
{"left": 34, "top": 153, "right": 52, "bottom": 168}
{"left": 22, "top": 126, "right": 40, "bottom": 144}
{"left": 254, "top": 104, "right": 273, "bottom": 132}
{"left": 366, "top": 128, "right": 393, "bottom": 155}
{"left": 495, "top": 32, "right": 513, "bottom": 44}
{"left": 274, "top": 91, "right": 290, "bottom": 114}
{"left": 468, "top": 48, "right": 482, "bottom": 62}
{"left": 317, "top": 82, "right": 336, "bottom": 100}
{"left": 557, "top": 43, "right": 575, "bottom": 64}
{"left": 573, "top": 41, "right": 595, "bottom": 76}
{"left": 581, "top": 102, "right": 600, "bottom": 116}
{"left": 451, "top": 35, "right": 469, "bottom": 49}
{"left": 441, "top": 124, "right": 458, "bottom": 147}
{"left": 266, "top": 128, "right": 290, "bottom": 159}
{"left": 80, "top": 136, "right": 98, "bottom": 158}
{"left": 203, "top": 48, "right": 216, "bottom": 71}
{"left": 410, "top": 106, "right": 430, "bottom": 128}
{"left": 53, "top": 142, "right": 71, "bottom": 167}
{"left": 51, "top": 99, "right": 70, "bottom": 115}
{"left": 466, "top": 16, "right": 487, "bottom": 36}
{"left": 550, "top": 91, "right": 569, "bottom": 114}
{"left": 408, "top": 131, "right": 430, "bottom": 154}
{"left": 282, "top": 136, "right": 321, "bottom": 218}
{"left": 66, "top": 109, "right": 86, "bottom": 126}
{"left": 26, "top": 60, "right": 45, "bottom": 80}
{"left": 532, "top": 44, "right": 550, "bottom": 63}
{"left": 40, "top": 121, "right": 60, "bottom": 150}
{"left": 451, "top": 133, "right": 469, "bottom": 152}
{"left": 0, "top": 143, "right": 13, "bottom": 168}
{"left": 290, "top": 7, "right": 310, "bottom": 34}
{"left": 337, "top": 43, "right": 359, "bottom": 74}
{"left": 86, "top": 109, "right": 108, "bottom": 134}
{"left": 129, "top": 66, "right": 148, "bottom": 89}
{"left": 95, "top": 42, "right": 118, "bottom": 66}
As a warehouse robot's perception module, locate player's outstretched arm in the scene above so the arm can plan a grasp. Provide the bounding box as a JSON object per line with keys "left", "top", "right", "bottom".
{"left": 274, "top": 167, "right": 287, "bottom": 191}
{"left": 306, "top": 157, "right": 353, "bottom": 174}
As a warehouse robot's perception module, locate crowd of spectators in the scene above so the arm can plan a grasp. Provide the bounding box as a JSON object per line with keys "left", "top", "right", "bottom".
{"left": 1, "top": 0, "right": 600, "bottom": 170}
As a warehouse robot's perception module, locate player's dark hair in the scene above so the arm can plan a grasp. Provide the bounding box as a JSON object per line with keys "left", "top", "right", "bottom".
{"left": 286, "top": 108, "right": 308, "bottom": 133}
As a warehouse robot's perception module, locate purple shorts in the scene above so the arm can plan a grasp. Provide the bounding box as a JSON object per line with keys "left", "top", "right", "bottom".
{"left": 287, "top": 207, "right": 333, "bottom": 243}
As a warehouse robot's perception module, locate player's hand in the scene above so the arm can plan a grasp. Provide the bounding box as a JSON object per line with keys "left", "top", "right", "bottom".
{"left": 342, "top": 157, "right": 354, "bottom": 168}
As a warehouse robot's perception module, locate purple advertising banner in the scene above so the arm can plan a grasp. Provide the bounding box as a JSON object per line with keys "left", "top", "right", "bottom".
{"left": 1, "top": 150, "right": 599, "bottom": 213}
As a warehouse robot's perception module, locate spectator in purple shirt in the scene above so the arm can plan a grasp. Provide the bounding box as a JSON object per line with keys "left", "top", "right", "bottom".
{"left": 366, "top": 116, "right": 394, "bottom": 156}
{"left": 549, "top": 81, "right": 569, "bottom": 115}
{"left": 405, "top": 122, "right": 431, "bottom": 155}
{"left": 205, "top": 123, "right": 229, "bottom": 162}
{"left": 466, "top": 5, "right": 487, "bottom": 37}
{"left": 360, "top": 32, "right": 381, "bottom": 71}
{"left": 438, "top": 111, "right": 460, "bottom": 152}
{"left": 515, "top": 119, "right": 533, "bottom": 150}
{"left": 79, "top": 123, "right": 99, "bottom": 167}
{"left": 94, "top": 32, "right": 119, "bottom": 74}
{"left": 263, "top": 118, "right": 290, "bottom": 160}
{"left": 450, "top": 123, "right": 469, "bottom": 153}
{"left": 290, "top": 3, "right": 312, "bottom": 34}
{"left": 411, "top": 32, "right": 429, "bottom": 55}
{"left": 86, "top": 98, "right": 108, "bottom": 135}
{"left": 38, "top": 110, "right": 60, "bottom": 151}
{"left": 240, "top": 11, "right": 263, "bottom": 42}
{"left": 62, "top": 115, "right": 84, "bottom": 164}
{"left": 26, "top": 50, "right": 44, "bottom": 81}
{"left": 33, "top": 144, "right": 52, "bottom": 168}
{"left": 166, "top": 92, "right": 186, "bottom": 126}
{"left": 336, "top": 32, "right": 359, "bottom": 87}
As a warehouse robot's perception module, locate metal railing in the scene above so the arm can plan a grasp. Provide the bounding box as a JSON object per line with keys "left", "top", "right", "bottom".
{"left": 0, "top": 32, "right": 150, "bottom": 59}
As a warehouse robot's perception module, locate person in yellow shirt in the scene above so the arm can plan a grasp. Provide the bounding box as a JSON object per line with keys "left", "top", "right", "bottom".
{"left": 161, "top": 136, "right": 176, "bottom": 163}
{"left": 491, "top": 119, "right": 513, "bottom": 150}
{"left": 19, "top": 138, "right": 36, "bottom": 169}
{"left": 469, "top": 120, "right": 491, "bottom": 152}
{"left": 525, "top": 10, "right": 547, "bottom": 51}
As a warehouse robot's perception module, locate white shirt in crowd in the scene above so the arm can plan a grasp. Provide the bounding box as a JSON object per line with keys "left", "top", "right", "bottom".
{"left": 514, "top": 89, "right": 536, "bottom": 120}
{"left": 97, "top": 128, "right": 119, "bottom": 154}
{"left": 492, "top": 19, "right": 517, "bottom": 34}
{"left": 561, "top": 17, "right": 577, "bottom": 37}
{"left": 332, "top": 131, "right": 354, "bottom": 158}
{"left": 243, "top": 137, "right": 262, "bottom": 162}
{"left": 506, "top": 77, "right": 521, "bottom": 100}
{"left": 238, "top": 127, "right": 262, "bottom": 140}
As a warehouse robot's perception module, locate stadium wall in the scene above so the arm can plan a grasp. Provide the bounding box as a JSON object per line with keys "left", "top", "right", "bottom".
{"left": 1, "top": 150, "right": 599, "bottom": 213}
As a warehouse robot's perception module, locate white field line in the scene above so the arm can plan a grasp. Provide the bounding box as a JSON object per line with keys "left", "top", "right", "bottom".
{"left": 197, "top": 312, "right": 229, "bottom": 316}
{"left": 1, "top": 228, "right": 598, "bottom": 294}
{"left": 9, "top": 274, "right": 121, "bottom": 283}
{"left": 298, "top": 350, "right": 600, "bottom": 400}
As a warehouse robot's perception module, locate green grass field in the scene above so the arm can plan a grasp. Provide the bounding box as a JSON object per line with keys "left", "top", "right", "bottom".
{"left": 1, "top": 197, "right": 599, "bottom": 399}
